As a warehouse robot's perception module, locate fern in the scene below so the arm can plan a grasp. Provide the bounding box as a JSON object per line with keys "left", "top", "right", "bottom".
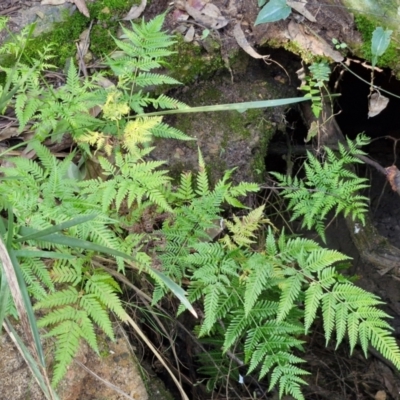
{"left": 271, "top": 134, "right": 370, "bottom": 242}
{"left": 158, "top": 162, "right": 400, "bottom": 400}
{"left": 2, "top": 12, "right": 400, "bottom": 400}
{"left": 34, "top": 266, "right": 127, "bottom": 387}
{"left": 79, "top": 151, "right": 172, "bottom": 213}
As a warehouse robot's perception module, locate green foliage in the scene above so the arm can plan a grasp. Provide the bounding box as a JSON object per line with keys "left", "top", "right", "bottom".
{"left": 157, "top": 170, "right": 400, "bottom": 399}
{"left": 255, "top": 0, "right": 292, "bottom": 25}
{"left": 79, "top": 150, "right": 172, "bottom": 213}
{"left": 35, "top": 267, "right": 126, "bottom": 386}
{"left": 371, "top": 27, "right": 392, "bottom": 67}
{"left": 2, "top": 10, "right": 400, "bottom": 400}
{"left": 0, "top": 12, "right": 201, "bottom": 389}
{"left": 271, "top": 134, "right": 370, "bottom": 242}
{"left": 300, "top": 61, "right": 330, "bottom": 118}
{"left": 332, "top": 38, "right": 348, "bottom": 50}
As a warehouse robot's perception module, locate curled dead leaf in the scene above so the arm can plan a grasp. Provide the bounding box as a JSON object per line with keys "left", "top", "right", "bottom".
{"left": 69, "top": 0, "right": 90, "bottom": 17}
{"left": 386, "top": 165, "right": 400, "bottom": 194}
{"left": 233, "top": 23, "right": 265, "bottom": 59}
{"left": 368, "top": 90, "right": 389, "bottom": 118}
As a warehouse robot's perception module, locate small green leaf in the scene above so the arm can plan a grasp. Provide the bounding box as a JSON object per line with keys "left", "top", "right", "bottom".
{"left": 371, "top": 27, "right": 392, "bottom": 67}
{"left": 255, "top": 0, "right": 292, "bottom": 25}
{"left": 201, "top": 29, "right": 210, "bottom": 40}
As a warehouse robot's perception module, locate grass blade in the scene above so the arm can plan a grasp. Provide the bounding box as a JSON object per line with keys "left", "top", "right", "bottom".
{"left": 16, "top": 214, "right": 98, "bottom": 242}
{"left": 138, "top": 96, "right": 310, "bottom": 117}
{"left": 14, "top": 250, "right": 75, "bottom": 259}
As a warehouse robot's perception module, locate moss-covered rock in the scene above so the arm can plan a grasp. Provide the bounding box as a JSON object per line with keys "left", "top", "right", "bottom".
{"left": 150, "top": 56, "right": 298, "bottom": 185}
{"left": 166, "top": 34, "right": 225, "bottom": 85}
{"left": 2, "top": 0, "right": 139, "bottom": 69}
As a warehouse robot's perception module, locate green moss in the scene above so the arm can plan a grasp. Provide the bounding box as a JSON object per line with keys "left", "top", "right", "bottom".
{"left": 354, "top": 14, "right": 398, "bottom": 69}
{"left": 166, "top": 35, "right": 225, "bottom": 84}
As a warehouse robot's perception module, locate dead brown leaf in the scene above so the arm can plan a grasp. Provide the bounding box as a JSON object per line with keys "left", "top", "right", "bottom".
{"left": 176, "top": 1, "right": 229, "bottom": 29}
{"left": 122, "top": 0, "right": 147, "bottom": 21}
{"left": 41, "top": 0, "right": 66, "bottom": 5}
{"left": 76, "top": 28, "right": 90, "bottom": 60}
{"left": 368, "top": 90, "right": 389, "bottom": 118}
{"left": 375, "top": 390, "right": 387, "bottom": 400}
{"left": 287, "top": 0, "right": 316, "bottom": 22}
{"left": 72, "top": 0, "right": 90, "bottom": 18}
{"left": 233, "top": 23, "right": 265, "bottom": 59}
{"left": 184, "top": 25, "right": 195, "bottom": 42}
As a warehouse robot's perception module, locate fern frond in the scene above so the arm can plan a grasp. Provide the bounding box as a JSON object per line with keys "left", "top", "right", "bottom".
{"left": 47, "top": 319, "right": 81, "bottom": 386}
{"left": 134, "top": 72, "right": 181, "bottom": 87}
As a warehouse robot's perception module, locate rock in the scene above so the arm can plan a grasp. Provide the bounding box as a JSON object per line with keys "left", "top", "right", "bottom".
{"left": 151, "top": 54, "right": 299, "bottom": 185}
{"left": 0, "top": 3, "right": 75, "bottom": 45}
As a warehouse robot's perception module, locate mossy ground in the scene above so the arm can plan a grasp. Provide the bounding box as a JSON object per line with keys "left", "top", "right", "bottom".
{"left": 22, "top": 0, "right": 139, "bottom": 68}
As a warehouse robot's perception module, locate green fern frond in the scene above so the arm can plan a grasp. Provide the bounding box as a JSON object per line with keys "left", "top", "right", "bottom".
{"left": 272, "top": 134, "right": 370, "bottom": 242}
{"left": 243, "top": 253, "right": 273, "bottom": 315}
{"left": 80, "top": 294, "right": 114, "bottom": 338}
{"left": 134, "top": 72, "right": 181, "bottom": 87}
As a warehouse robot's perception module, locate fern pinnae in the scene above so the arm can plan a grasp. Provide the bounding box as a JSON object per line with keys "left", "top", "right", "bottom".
{"left": 80, "top": 294, "right": 114, "bottom": 339}
{"left": 367, "top": 325, "right": 400, "bottom": 370}
{"left": 276, "top": 275, "right": 303, "bottom": 322}
{"left": 347, "top": 312, "right": 360, "bottom": 353}
{"left": 304, "top": 283, "right": 323, "bottom": 333}
{"left": 84, "top": 272, "right": 127, "bottom": 321}
{"left": 49, "top": 319, "right": 82, "bottom": 386}
{"left": 243, "top": 254, "right": 273, "bottom": 315}
{"left": 320, "top": 291, "right": 336, "bottom": 343}
{"left": 199, "top": 283, "right": 227, "bottom": 337}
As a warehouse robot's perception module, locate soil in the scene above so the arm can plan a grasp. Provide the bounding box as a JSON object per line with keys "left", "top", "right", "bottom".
{"left": 0, "top": 0, "right": 40, "bottom": 15}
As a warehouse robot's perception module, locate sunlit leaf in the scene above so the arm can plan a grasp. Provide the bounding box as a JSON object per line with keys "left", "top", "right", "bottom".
{"left": 371, "top": 27, "right": 392, "bottom": 67}
{"left": 255, "top": 0, "right": 292, "bottom": 25}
